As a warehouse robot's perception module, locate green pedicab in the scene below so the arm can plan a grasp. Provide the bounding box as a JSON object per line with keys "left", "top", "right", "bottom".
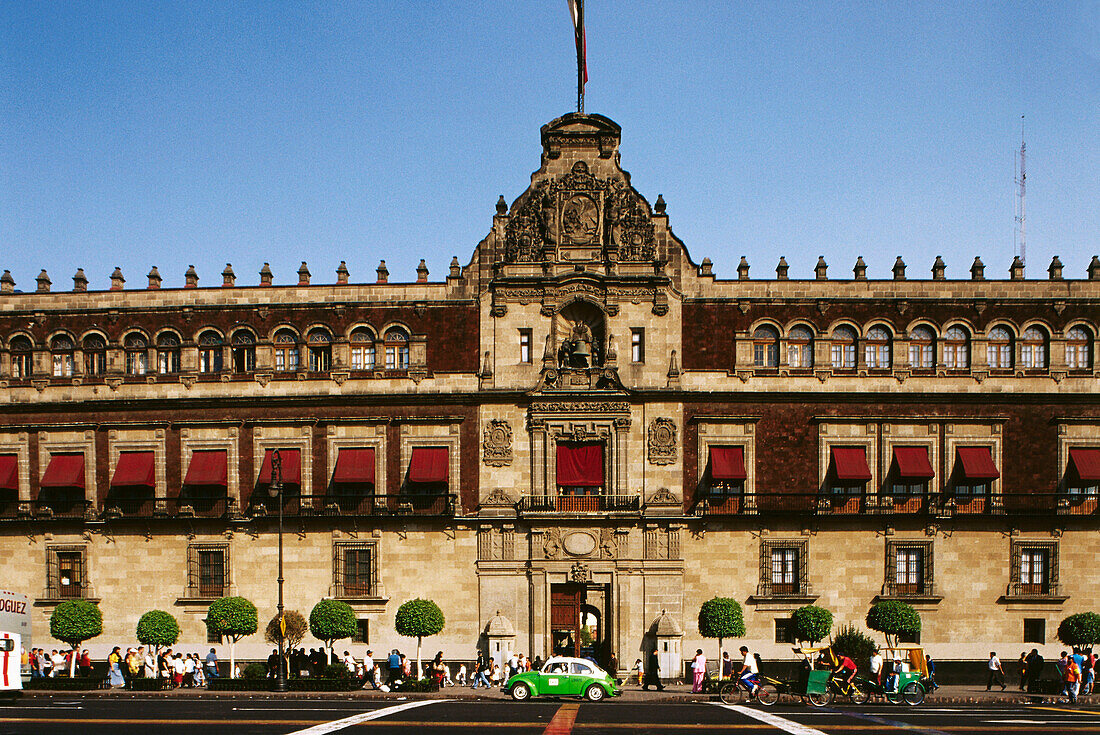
{"left": 794, "top": 647, "right": 869, "bottom": 707}
{"left": 872, "top": 646, "right": 928, "bottom": 706}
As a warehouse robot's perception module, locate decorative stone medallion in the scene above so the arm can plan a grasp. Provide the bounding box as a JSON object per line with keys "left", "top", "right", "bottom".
{"left": 482, "top": 420, "right": 513, "bottom": 467}
{"left": 647, "top": 417, "right": 677, "bottom": 465}
{"left": 563, "top": 531, "right": 596, "bottom": 556}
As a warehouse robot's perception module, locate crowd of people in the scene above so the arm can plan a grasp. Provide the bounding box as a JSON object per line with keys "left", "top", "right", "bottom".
{"left": 24, "top": 644, "right": 222, "bottom": 688}
{"left": 1003, "top": 648, "right": 1098, "bottom": 702}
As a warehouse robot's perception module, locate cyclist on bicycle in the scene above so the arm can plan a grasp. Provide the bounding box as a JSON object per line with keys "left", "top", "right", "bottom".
{"left": 833, "top": 653, "right": 858, "bottom": 686}
{"left": 736, "top": 645, "right": 761, "bottom": 696}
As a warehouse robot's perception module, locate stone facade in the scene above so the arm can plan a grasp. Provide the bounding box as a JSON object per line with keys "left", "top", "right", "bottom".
{"left": 1, "top": 113, "right": 1099, "bottom": 667}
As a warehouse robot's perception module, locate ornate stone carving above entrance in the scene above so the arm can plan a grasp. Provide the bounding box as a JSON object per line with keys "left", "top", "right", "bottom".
{"left": 570, "top": 561, "right": 591, "bottom": 583}
{"left": 482, "top": 420, "right": 513, "bottom": 467}
{"left": 647, "top": 418, "right": 677, "bottom": 465}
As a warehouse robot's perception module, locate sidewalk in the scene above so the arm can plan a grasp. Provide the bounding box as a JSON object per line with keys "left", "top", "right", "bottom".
{"left": 19, "top": 681, "right": 1099, "bottom": 706}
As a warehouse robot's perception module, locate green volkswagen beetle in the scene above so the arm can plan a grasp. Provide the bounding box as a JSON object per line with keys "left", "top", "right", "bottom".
{"left": 505, "top": 656, "right": 621, "bottom": 702}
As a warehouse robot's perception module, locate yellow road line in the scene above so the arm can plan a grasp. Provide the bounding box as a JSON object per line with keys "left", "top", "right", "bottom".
{"left": 1028, "top": 705, "right": 1091, "bottom": 715}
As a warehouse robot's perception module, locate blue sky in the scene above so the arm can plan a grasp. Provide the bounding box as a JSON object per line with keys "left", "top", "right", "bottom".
{"left": 2, "top": 1, "right": 1098, "bottom": 289}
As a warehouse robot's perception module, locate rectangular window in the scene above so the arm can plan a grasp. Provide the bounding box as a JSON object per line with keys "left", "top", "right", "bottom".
{"left": 758, "top": 540, "right": 807, "bottom": 598}
{"left": 631, "top": 329, "right": 645, "bottom": 363}
{"left": 207, "top": 623, "right": 222, "bottom": 644}
{"left": 774, "top": 618, "right": 795, "bottom": 644}
{"left": 187, "top": 544, "right": 229, "bottom": 598}
{"left": 1023, "top": 618, "right": 1046, "bottom": 644}
{"left": 519, "top": 329, "right": 532, "bottom": 364}
{"left": 897, "top": 630, "right": 921, "bottom": 644}
{"left": 886, "top": 541, "right": 933, "bottom": 597}
{"left": 47, "top": 545, "right": 86, "bottom": 600}
{"left": 352, "top": 619, "right": 370, "bottom": 644}
{"left": 335, "top": 542, "right": 377, "bottom": 598}
{"left": 1011, "top": 541, "right": 1058, "bottom": 597}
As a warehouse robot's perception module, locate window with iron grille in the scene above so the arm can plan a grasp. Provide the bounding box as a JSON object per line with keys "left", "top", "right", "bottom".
{"left": 885, "top": 541, "right": 933, "bottom": 597}
{"left": 1023, "top": 618, "right": 1046, "bottom": 644}
{"left": 46, "top": 545, "right": 87, "bottom": 600}
{"left": 1011, "top": 541, "right": 1058, "bottom": 597}
{"left": 758, "top": 540, "right": 808, "bottom": 597}
{"left": 334, "top": 542, "right": 377, "bottom": 598}
{"left": 187, "top": 544, "right": 229, "bottom": 598}
{"left": 774, "top": 617, "right": 795, "bottom": 644}
{"left": 352, "top": 619, "right": 369, "bottom": 644}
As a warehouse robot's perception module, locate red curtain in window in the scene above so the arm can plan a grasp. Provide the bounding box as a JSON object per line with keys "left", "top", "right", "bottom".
{"left": 408, "top": 447, "right": 449, "bottom": 484}
{"left": 183, "top": 450, "right": 228, "bottom": 487}
{"left": 1069, "top": 448, "right": 1100, "bottom": 481}
{"left": 40, "top": 454, "right": 85, "bottom": 488}
{"left": 556, "top": 443, "right": 604, "bottom": 487}
{"left": 111, "top": 451, "right": 155, "bottom": 488}
{"left": 333, "top": 448, "right": 376, "bottom": 485}
{"left": 956, "top": 446, "right": 1000, "bottom": 480}
{"left": 0, "top": 455, "right": 17, "bottom": 491}
{"left": 831, "top": 447, "right": 872, "bottom": 481}
{"left": 893, "top": 446, "right": 935, "bottom": 479}
{"left": 708, "top": 446, "right": 746, "bottom": 480}
{"left": 257, "top": 449, "right": 302, "bottom": 485}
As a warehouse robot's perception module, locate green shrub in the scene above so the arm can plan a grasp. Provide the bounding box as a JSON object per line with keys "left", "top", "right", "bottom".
{"left": 287, "top": 678, "right": 361, "bottom": 692}
{"left": 394, "top": 598, "right": 446, "bottom": 679}
{"left": 322, "top": 663, "right": 354, "bottom": 680}
{"left": 392, "top": 677, "right": 439, "bottom": 693}
{"left": 127, "top": 677, "right": 168, "bottom": 691}
{"left": 49, "top": 600, "right": 103, "bottom": 677}
{"left": 207, "top": 678, "right": 264, "bottom": 692}
{"left": 1057, "top": 612, "right": 1100, "bottom": 649}
{"left": 24, "top": 678, "right": 103, "bottom": 691}
{"left": 698, "top": 596, "right": 745, "bottom": 675}
{"left": 206, "top": 596, "right": 257, "bottom": 678}
{"left": 242, "top": 662, "right": 267, "bottom": 680}
{"left": 309, "top": 599, "right": 358, "bottom": 664}
{"left": 866, "top": 600, "right": 921, "bottom": 647}
{"left": 135, "top": 610, "right": 180, "bottom": 653}
{"left": 791, "top": 605, "right": 833, "bottom": 645}
{"left": 830, "top": 624, "right": 878, "bottom": 668}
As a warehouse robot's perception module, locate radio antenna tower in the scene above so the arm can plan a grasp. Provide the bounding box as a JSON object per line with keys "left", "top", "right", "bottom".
{"left": 1014, "top": 116, "right": 1026, "bottom": 266}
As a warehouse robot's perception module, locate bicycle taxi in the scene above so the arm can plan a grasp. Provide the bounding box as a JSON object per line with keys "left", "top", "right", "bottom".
{"left": 792, "top": 646, "right": 869, "bottom": 706}
{"left": 871, "top": 645, "right": 928, "bottom": 705}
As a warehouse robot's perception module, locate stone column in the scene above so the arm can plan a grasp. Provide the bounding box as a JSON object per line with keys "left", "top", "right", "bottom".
{"left": 613, "top": 418, "right": 631, "bottom": 496}
{"left": 529, "top": 419, "right": 547, "bottom": 497}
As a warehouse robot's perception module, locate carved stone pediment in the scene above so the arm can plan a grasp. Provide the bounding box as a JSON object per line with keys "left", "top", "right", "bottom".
{"left": 647, "top": 418, "right": 677, "bottom": 465}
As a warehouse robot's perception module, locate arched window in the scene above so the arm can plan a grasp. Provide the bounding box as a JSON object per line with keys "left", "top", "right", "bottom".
{"left": 51, "top": 335, "right": 75, "bottom": 377}
{"left": 9, "top": 336, "right": 33, "bottom": 378}
{"left": 385, "top": 328, "right": 410, "bottom": 370}
{"left": 198, "top": 331, "right": 223, "bottom": 373}
{"left": 752, "top": 325, "right": 779, "bottom": 368}
{"left": 349, "top": 328, "right": 376, "bottom": 370}
{"left": 1067, "top": 326, "right": 1092, "bottom": 370}
{"left": 231, "top": 330, "right": 256, "bottom": 373}
{"left": 124, "top": 333, "right": 148, "bottom": 376}
{"left": 830, "top": 326, "right": 857, "bottom": 369}
{"left": 787, "top": 326, "right": 814, "bottom": 368}
{"left": 864, "top": 326, "right": 891, "bottom": 369}
{"left": 943, "top": 326, "right": 970, "bottom": 369}
{"left": 1021, "top": 327, "right": 1047, "bottom": 369}
{"left": 273, "top": 329, "right": 300, "bottom": 372}
{"left": 82, "top": 335, "right": 107, "bottom": 376}
{"left": 307, "top": 329, "right": 332, "bottom": 372}
{"left": 156, "top": 332, "right": 181, "bottom": 374}
{"left": 986, "top": 327, "right": 1012, "bottom": 369}
{"left": 908, "top": 326, "right": 934, "bottom": 369}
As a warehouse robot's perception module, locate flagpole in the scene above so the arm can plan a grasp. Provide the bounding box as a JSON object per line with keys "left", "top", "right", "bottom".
{"left": 577, "top": 0, "right": 584, "bottom": 113}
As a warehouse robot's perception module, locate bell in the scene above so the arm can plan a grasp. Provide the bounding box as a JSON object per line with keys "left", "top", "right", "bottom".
{"left": 572, "top": 340, "right": 591, "bottom": 365}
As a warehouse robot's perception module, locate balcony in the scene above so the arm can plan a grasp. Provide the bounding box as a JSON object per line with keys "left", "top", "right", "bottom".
{"left": 517, "top": 494, "right": 641, "bottom": 515}
{"left": 697, "top": 492, "right": 1085, "bottom": 518}
{"left": 247, "top": 493, "right": 456, "bottom": 518}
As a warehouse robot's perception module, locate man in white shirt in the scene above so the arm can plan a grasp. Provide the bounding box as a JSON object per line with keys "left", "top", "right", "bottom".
{"left": 362, "top": 649, "right": 374, "bottom": 675}
{"left": 507, "top": 652, "right": 520, "bottom": 682}
{"left": 737, "top": 646, "right": 760, "bottom": 696}
{"left": 869, "top": 649, "right": 884, "bottom": 684}
{"left": 987, "top": 651, "right": 1006, "bottom": 691}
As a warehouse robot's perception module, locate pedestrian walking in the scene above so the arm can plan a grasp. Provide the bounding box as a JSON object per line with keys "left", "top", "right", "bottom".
{"left": 642, "top": 649, "right": 664, "bottom": 691}
{"left": 204, "top": 648, "right": 219, "bottom": 679}
{"left": 631, "top": 658, "right": 643, "bottom": 686}
{"left": 1064, "top": 655, "right": 1082, "bottom": 703}
{"left": 925, "top": 654, "right": 939, "bottom": 691}
{"left": 1084, "top": 652, "right": 1097, "bottom": 695}
{"left": 1017, "top": 652, "right": 1027, "bottom": 691}
{"left": 107, "top": 647, "right": 125, "bottom": 688}
{"left": 1025, "top": 648, "right": 1044, "bottom": 692}
{"left": 388, "top": 649, "right": 401, "bottom": 684}
{"left": 691, "top": 649, "right": 706, "bottom": 693}
{"left": 870, "top": 648, "right": 883, "bottom": 685}
{"left": 986, "top": 651, "right": 1006, "bottom": 691}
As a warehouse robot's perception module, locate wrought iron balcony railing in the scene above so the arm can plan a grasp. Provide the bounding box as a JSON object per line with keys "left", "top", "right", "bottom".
{"left": 516, "top": 494, "right": 642, "bottom": 514}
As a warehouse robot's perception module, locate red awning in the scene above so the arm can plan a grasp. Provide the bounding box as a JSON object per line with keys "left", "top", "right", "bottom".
{"left": 0, "top": 455, "right": 17, "bottom": 491}
{"left": 408, "top": 447, "right": 449, "bottom": 484}
{"left": 556, "top": 443, "right": 604, "bottom": 487}
{"left": 111, "top": 451, "right": 155, "bottom": 488}
{"left": 956, "top": 446, "right": 1000, "bottom": 480}
{"left": 831, "top": 447, "right": 872, "bottom": 481}
{"left": 257, "top": 449, "right": 302, "bottom": 485}
{"left": 1070, "top": 448, "right": 1100, "bottom": 481}
{"left": 40, "top": 453, "right": 85, "bottom": 488}
{"left": 183, "top": 450, "right": 228, "bottom": 487}
{"left": 708, "top": 446, "right": 746, "bottom": 480}
{"left": 333, "top": 448, "right": 376, "bottom": 485}
{"left": 893, "top": 446, "right": 935, "bottom": 479}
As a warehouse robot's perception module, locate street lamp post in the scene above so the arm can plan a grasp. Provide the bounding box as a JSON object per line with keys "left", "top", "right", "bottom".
{"left": 269, "top": 449, "right": 288, "bottom": 692}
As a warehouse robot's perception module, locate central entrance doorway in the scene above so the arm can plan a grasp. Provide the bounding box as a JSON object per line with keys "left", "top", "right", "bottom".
{"left": 550, "top": 582, "right": 609, "bottom": 665}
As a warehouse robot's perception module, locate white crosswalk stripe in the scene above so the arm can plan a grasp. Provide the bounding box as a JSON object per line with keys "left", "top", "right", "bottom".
{"left": 285, "top": 699, "right": 442, "bottom": 735}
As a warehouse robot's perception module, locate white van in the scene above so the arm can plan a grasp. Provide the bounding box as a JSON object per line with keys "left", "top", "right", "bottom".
{"left": 0, "top": 633, "right": 21, "bottom": 696}
{"left": 0, "top": 591, "right": 31, "bottom": 682}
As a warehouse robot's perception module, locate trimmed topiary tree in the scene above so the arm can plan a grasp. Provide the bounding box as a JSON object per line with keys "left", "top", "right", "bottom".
{"left": 50, "top": 600, "right": 103, "bottom": 678}
{"left": 866, "top": 600, "right": 921, "bottom": 647}
{"left": 206, "top": 596, "right": 258, "bottom": 678}
{"left": 1058, "top": 612, "right": 1100, "bottom": 651}
{"left": 394, "top": 598, "right": 446, "bottom": 679}
{"left": 698, "top": 597, "right": 745, "bottom": 679}
{"left": 791, "top": 605, "right": 833, "bottom": 646}
{"left": 264, "top": 609, "right": 308, "bottom": 655}
{"left": 310, "top": 599, "right": 358, "bottom": 665}
{"left": 830, "top": 624, "right": 877, "bottom": 669}
{"left": 135, "top": 610, "right": 180, "bottom": 656}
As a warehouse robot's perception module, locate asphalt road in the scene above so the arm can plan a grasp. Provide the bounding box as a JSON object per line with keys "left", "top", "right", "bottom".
{"left": 1, "top": 697, "right": 1099, "bottom": 735}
